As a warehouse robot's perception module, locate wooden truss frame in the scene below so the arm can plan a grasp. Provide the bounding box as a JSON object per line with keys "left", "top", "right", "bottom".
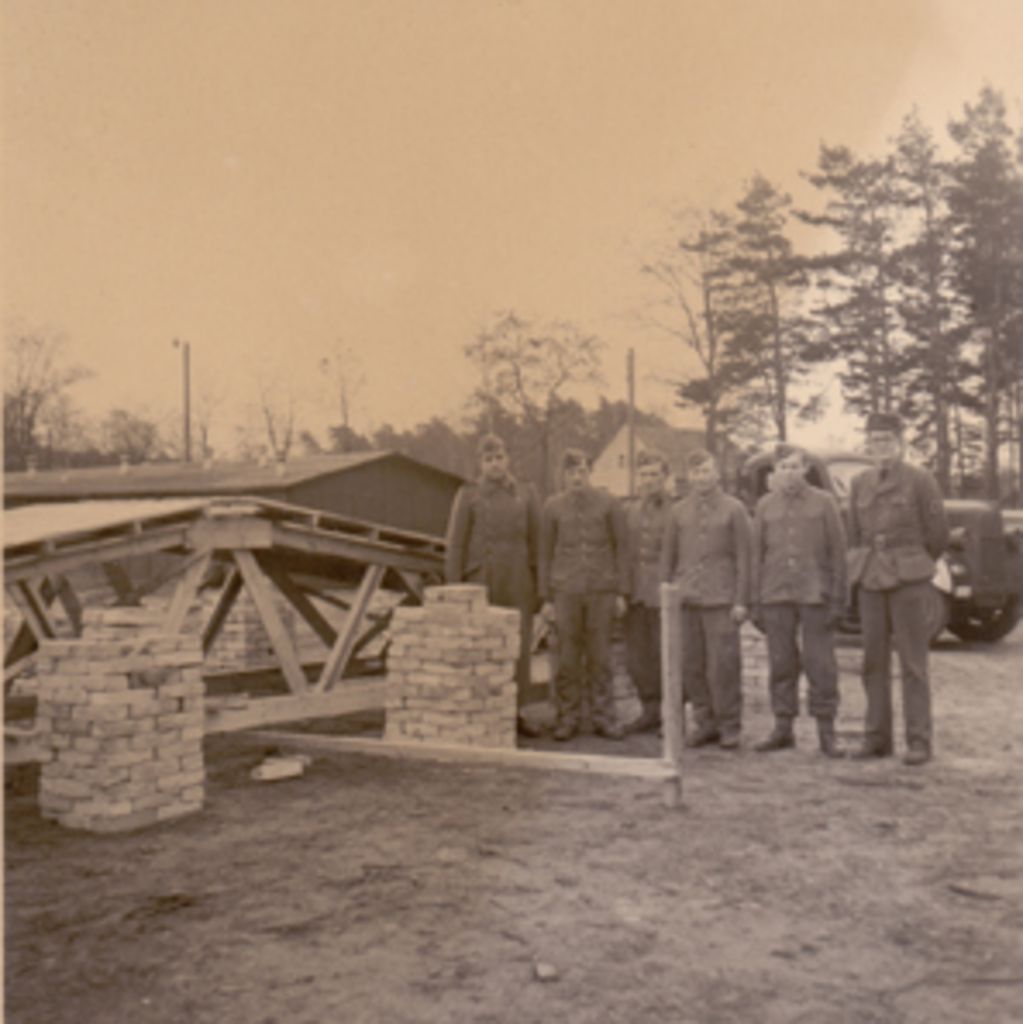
{"left": 5, "top": 498, "right": 445, "bottom": 733}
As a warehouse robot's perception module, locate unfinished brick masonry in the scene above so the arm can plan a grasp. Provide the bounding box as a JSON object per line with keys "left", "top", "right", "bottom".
{"left": 384, "top": 584, "right": 519, "bottom": 748}
{"left": 34, "top": 609, "right": 205, "bottom": 833}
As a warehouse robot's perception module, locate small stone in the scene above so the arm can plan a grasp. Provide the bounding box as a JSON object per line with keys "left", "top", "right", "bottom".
{"left": 533, "top": 962, "right": 559, "bottom": 982}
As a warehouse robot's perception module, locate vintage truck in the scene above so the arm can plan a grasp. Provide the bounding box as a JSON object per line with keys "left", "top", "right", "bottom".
{"left": 738, "top": 449, "right": 1023, "bottom": 643}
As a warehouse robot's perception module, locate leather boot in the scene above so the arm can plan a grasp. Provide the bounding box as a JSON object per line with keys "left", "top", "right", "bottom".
{"left": 754, "top": 719, "right": 795, "bottom": 752}
{"left": 816, "top": 718, "right": 844, "bottom": 758}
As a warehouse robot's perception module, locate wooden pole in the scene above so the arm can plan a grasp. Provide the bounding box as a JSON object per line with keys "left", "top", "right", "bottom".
{"left": 660, "top": 581, "right": 684, "bottom": 807}
{"left": 627, "top": 347, "right": 636, "bottom": 498}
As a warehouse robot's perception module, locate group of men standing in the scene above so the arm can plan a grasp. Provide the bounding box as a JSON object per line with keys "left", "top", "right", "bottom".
{"left": 444, "top": 411, "right": 948, "bottom": 767}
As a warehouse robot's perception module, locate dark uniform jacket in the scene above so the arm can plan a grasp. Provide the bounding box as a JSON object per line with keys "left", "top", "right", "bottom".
{"left": 751, "top": 482, "right": 847, "bottom": 610}
{"left": 444, "top": 475, "right": 540, "bottom": 611}
{"left": 847, "top": 461, "right": 949, "bottom": 592}
{"left": 660, "top": 488, "right": 751, "bottom": 607}
{"left": 623, "top": 492, "right": 671, "bottom": 608}
{"left": 539, "top": 485, "right": 629, "bottom": 600}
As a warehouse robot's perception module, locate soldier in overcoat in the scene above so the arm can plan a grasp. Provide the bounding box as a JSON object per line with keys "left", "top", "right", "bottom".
{"left": 622, "top": 450, "right": 672, "bottom": 733}
{"left": 539, "top": 448, "right": 629, "bottom": 741}
{"left": 660, "top": 448, "right": 751, "bottom": 749}
{"left": 750, "top": 444, "right": 848, "bottom": 757}
{"left": 847, "top": 412, "right": 949, "bottom": 765}
{"left": 444, "top": 433, "right": 542, "bottom": 736}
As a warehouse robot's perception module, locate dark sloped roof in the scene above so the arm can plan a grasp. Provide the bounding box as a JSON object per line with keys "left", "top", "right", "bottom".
{"left": 4, "top": 450, "right": 463, "bottom": 501}
{"left": 633, "top": 425, "right": 708, "bottom": 476}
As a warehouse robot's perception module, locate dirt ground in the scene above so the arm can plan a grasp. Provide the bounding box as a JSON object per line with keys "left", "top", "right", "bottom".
{"left": 5, "top": 630, "right": 1022, "bottom": 1024}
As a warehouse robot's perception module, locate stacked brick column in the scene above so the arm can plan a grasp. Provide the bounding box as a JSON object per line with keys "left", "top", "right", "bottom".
{"left": 385, "top": 584, "right": 519, "bottom": 748}
{"left": 34, "top": 625, "right": 205, "bottom": 833}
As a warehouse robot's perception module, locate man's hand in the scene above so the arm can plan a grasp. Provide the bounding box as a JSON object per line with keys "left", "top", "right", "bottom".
{"left": 731, "top": 603, "right": 748, "bottom": 626}
{"left": 615, "top": 595, "right": 628, "bottom": 618}
{"left": 540, "top": 601, "right": 555, "bottom": 624}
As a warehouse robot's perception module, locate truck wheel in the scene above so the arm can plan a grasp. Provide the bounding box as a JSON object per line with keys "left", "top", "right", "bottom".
{"left": 949, "top": 596, "right": 1021, "bottom": 644}
{"left": 923, "top": 585, "right": 950, "bottom": 644}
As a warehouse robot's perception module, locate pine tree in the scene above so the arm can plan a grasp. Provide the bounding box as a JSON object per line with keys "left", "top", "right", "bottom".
{"left": 946, "top": 86, "right": 1023, "bottom": 499}
{"left": 726, "top": 173, "right": 817, "bottom": 441}
{"left": 797, "top": 145, "right": 907, "bottom": 419}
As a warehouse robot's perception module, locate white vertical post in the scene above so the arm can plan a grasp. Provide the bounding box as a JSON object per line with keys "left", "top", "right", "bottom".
{"left": 660, "top": 581, "right": 684, "bottom": 807}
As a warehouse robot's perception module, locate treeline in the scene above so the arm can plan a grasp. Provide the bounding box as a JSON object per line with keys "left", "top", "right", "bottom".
{"left": 645, "top": 86, "right": 1023, "bottom": 500}
{"left": 6, "top": 86, "right": 1021, "bottom": 502}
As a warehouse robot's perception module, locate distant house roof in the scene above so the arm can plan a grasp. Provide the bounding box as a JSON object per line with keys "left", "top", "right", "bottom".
{"left": 3, "top": 451, "right": 462, "bottom": 504}
{"left": 631, "top": 425, "right": 708, "bottom": 476}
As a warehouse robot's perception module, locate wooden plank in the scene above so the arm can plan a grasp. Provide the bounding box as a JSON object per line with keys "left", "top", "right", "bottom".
{"left": 11, "top": 580, "right": 57, "bottom": 643}
{"left": 54, "top": 575, "right": 83, "bottom": 636}
{"left": 101, "top": 561, "right": 142, "bottom": 605}
{"left": 187, "top": 517, "right": 274, "bottom": 551}
{"left": 204, "top": 680, "right": 386, "bottom": 733}
{"left": 246, "top": 730, "right": 680, "bottom": 781}
{"left": 163, "top": 551, "right": 213, "bottom": 634}
{"left": 4, "top": 524, "right": 193, "bottom": 585}
{"left": 660, "top": 582, "right": 684, "bottom": 808}
{"left": 201, "top": 567, "right": 242, "bottom": 654}
{"left": 233, "top": 549, "right": 309, "bottom": 694}
{"left": 270, "top": 522, "right": 440, "bottom": 575}
{"left": 260, "top": 558, "right": 338, "bottom": 648}
{"left": 315, "top": 564, "right": 385, "bottom": 693}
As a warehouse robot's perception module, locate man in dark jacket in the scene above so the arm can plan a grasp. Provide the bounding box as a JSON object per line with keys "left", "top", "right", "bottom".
{"left": 445, "top": 433, "right": 542, "bottom": 736}
{"left": 622, "top": 450, "right": 672, "bottom": 733}
{"left": 660, "top": 448, "right": 751, "bottom": 749}
{"left": 751, "top": 444, "right": 848, "bottom": 757}
{"left": 848, "top": 412, "right": 949, "bottom": 765}
{"left": 539, "top": 448, "right": 629, "bottom": 741}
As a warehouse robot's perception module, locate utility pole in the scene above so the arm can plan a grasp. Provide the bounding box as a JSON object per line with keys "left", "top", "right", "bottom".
{"left": 173, "top": 338, "right": 192, "bottom": 462}
{"left": 627, "top": 347, "right": 636, "bottom": 497}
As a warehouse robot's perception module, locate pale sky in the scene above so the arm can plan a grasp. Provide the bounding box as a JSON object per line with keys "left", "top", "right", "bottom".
{"left": 3, "top": 0, "right": 1021, "bottom": 454}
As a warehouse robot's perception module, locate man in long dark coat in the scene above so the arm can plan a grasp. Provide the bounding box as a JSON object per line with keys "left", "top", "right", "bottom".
{"left": 444, "top": 433, "right": 542, "bottom": 736}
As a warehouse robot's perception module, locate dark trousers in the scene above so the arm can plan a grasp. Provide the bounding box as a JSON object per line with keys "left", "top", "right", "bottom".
{"left": 762, "top": 603, "right": 838, "bottom": 721}
{"left": 625, "top": 603, "right": 661, "bottom": 711}
{"left": 552, "top": 591, "right": 616, "bottom": 729}
{"left": 858, "top": 581, "right": 934, "bottom": 752}
{"left": 680, "top": 605, "right": 742, "bottom": 736}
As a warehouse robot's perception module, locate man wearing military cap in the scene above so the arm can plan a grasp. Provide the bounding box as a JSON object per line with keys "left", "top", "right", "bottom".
{"left": 622, "top": 449, "right": 672, "bottom": 733}
{"left": 660, "top": 447, "right": 751, "bottom": 749}
{"left": 445, "top": 433, "right": 542, "bottom": 737}
{"left": 539, "top": 448, "right": 630, "bottom": 741}
{"left": 848, "top": 412, "right": 949, "bottom": 765}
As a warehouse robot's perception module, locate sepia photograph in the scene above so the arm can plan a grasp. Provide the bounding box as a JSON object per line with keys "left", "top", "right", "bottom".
{"left": 3, "top": 1, "right": 1021, "bottom": 1021}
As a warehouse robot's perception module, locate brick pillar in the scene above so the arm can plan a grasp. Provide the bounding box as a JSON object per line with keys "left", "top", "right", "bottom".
{"left": 34, "top": 631, "right": 205, "bottom": 832}
{"left": 385, "top": 584, "right": 519, "bottom": 748}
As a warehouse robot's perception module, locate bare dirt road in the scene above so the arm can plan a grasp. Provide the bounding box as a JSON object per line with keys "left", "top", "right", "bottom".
{"left": 5, "top": 630, "right": 1021, "bottom": 1024}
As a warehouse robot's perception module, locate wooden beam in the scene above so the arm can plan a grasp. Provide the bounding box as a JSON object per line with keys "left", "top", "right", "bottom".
{"left": 4, "top": 524, "right": 193, "bottom": 585}
{"left": 53, "top": 575, "right": 83, "bottom": 636}
{"left": 163, "top": 551, "right": 213, "bottom": 634}
{"left": 315, "top": 564, "right": 385, "bottom": 693}
{"left": 11, "top": 580, "right": 57, "bottom": 643}
{"left": 259, "top": 557, "right": 338, "bottom": 648}
{"left": 201, "top": 567, "right": 242, "bottom": 654}
{"left": 270, "top": 522, "right": 440, "bottom": 575}
{"left": 660, "top": 582, "right": 684, "bottom": 808}
{"left": 233, "top": 549, "right": 308, "bottom": 694}
{"left": 245, "top": 730, "right": 680, "bottom": 781}
{"left": 102, "top": 561, "right": 142, "bottom": 605}
{"left": 204, "top": 680, "right": 386, "bottom": 733}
